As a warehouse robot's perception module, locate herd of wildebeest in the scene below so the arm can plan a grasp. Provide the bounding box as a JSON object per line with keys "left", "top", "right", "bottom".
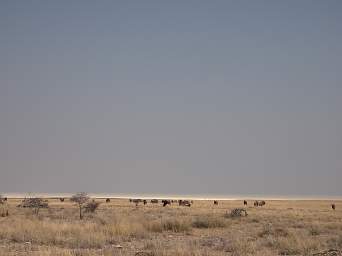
{"left": 128, "top": 198, "right": 193, "bottom": 207}
{"left": 0, "top": 195, "right": 338, "bottom": 212}
{"left": 105, "top": 198, "right": 336, "bottom": 211}
{"left": 123, "top": 198, "right": 337, "bottom": 211}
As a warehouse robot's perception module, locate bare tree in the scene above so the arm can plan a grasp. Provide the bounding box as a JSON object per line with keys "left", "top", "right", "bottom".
{"left": 70, "top": 192, "right": 90, "bottom": 219}
{"left": 18, "top": 198, "right": 48, "bottom": 215}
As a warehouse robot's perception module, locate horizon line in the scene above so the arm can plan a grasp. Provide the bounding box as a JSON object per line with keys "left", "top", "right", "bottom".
{"left": 2, "top": 192, "right": 342, "bottom": 201}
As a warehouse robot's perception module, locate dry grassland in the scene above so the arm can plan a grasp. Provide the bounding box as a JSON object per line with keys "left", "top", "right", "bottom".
{"left": 0, "top": 198, "right": 341, "bottom": 255}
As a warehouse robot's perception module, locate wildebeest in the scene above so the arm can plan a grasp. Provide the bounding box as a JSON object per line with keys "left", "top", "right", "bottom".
{"left": 4, "top": 197, "right": 7, "bottom": 202}
{"left": 254, "top": 200, "right": 266, "bottom": 207}
{"left": 332, "top": 204, "right": 336, "bottom": 210}
{"left": 162, "top": 200, "right": 171, "bottom": 207}
{"left": 214, "top": 200, "right": 218, "bottom": 205}
{"left": 150, "top": 199, "right": 158, "bottom": 204}
{"left": 59, "top": 198, "right": 65, "bottom": 202}
{"left": 106, "top": 198, "right": 110, "bottom": 203}
{"left": 179, "top": 200, "right": 191, "bottom": 207}
{"left": 131, "top": 199, "right": 143, "bottom": 206}
{"left": 244, "top": 200, "right": 247, "bottom": 206}
{"left": 143, "top": 200, "right": 147, "bottom": 205}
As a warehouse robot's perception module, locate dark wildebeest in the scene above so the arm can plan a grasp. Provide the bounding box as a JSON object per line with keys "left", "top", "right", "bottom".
{"left": 106, "top": 198, "right": 110, "bottom": 203}
{"left": 214, "top": 200, "right": 218, "bottom": 205}
{"left": 150, "top": 199, "right": 158, "bottom": 204}
{"left": 132, "top": 199, "right": 142, "bottom": 206}
{"left": 162, "top": 200, "right": 171, "bottom": 207}
{"left": 59, "top": 198, "right": 65, "bottom": 202}
{"left": 143, "top": 200, "right": 147, "bottom": 205}
{"left": 254, "top": 200, "right": 265, "bottom": 207}
{"left": 179, "top": 200, "right": 191, "bottom": 207}
{"left": 244, "top": 200, "right": 247, "bottom": 206}
{"left": 332, "top": 204, "right": 336, "bottom": 210}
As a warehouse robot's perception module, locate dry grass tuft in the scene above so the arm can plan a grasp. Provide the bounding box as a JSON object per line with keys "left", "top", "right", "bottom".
{"left": 192, "top": 215, "right": 227, "bottom": 229}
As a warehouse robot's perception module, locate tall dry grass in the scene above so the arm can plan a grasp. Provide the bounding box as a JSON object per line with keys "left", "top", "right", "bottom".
{"left": 0, "top": 199, "right": 341, "bottom": 255}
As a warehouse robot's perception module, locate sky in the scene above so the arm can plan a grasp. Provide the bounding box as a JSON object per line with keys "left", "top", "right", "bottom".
{"left": 1, "top": 1, "right": 341, "bottom": 196}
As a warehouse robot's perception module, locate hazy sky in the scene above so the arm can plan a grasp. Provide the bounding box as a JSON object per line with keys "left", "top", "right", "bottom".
{"left": 1, "top": 1, "right": 341, "bottom": 196}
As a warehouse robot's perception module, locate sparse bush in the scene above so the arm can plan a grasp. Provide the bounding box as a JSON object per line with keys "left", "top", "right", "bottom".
{"left": 192, "top": 216, "right": 226, "bottom": 229}
{"left": 145, "top": 218, "right": 191, "bottom": 233}
{"left": 84, "top": 200, "right": 100, "bottom": 213}
{"left": 258, "top": 223, "right": 289, "bottom": 238}
{"left": 228, "top": 208, "right": 248, "bottom": 218}
{"left": 163, "top": 219, "right": 191, "bottom": 232}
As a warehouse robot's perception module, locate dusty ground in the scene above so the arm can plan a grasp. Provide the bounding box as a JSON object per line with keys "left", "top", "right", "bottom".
{"left": 0, "top": 198, "right": 341, "bottom": 255}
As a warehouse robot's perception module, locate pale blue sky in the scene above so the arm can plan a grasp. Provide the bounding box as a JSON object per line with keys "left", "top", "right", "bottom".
{"left": 1, "top": 1, "right": 341, "bottom": 195}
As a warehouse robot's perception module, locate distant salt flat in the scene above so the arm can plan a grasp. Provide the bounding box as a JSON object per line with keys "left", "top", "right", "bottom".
{"left": 2, "top": 192, "right": 342, "bottom": 201}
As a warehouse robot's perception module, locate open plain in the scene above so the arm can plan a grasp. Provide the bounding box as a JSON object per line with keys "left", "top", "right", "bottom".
{"left": 0, "top": 198, "right": 341, "bottom": 256}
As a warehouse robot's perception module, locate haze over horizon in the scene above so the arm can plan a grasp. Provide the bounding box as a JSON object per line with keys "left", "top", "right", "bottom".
{"left": 1, "top": 1, "right": 341, "bottom": 196}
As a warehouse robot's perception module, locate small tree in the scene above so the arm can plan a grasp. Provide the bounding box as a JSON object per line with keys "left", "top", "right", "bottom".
{"left": 70, "top": 192, "right": 90, "bottom": 219}
{"left": 19, "top": 198, "right": 48, "bottom": 215}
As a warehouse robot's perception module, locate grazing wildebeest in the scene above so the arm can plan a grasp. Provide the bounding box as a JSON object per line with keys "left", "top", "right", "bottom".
{"left": 254, "top": 200, "right": 266, "bottom": 207}
{"left": 132, "top": 199, "right": 142, "bottom": 206}
{"left": 332, "top": 204, "right": 336, "bottom": 210}
{"left": 162, "top": 200, "right": 171, "bottom": 207}
{"left": 59, "top": 198, "right": 65, "bottom": 202}
{"left": 214, "top": 200, "right": 218, "bottom": 205}
{"left": 106, "top": 198, "right": 110, "bottom": 203}
{"left": 150, "top": 199, "right": 158, "bottom": 204}
{"left": 244, "top": 200, "right": 247, "bottom": 206}
{"left": 179, "top": 200, "right": 191, "bottom": 207}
